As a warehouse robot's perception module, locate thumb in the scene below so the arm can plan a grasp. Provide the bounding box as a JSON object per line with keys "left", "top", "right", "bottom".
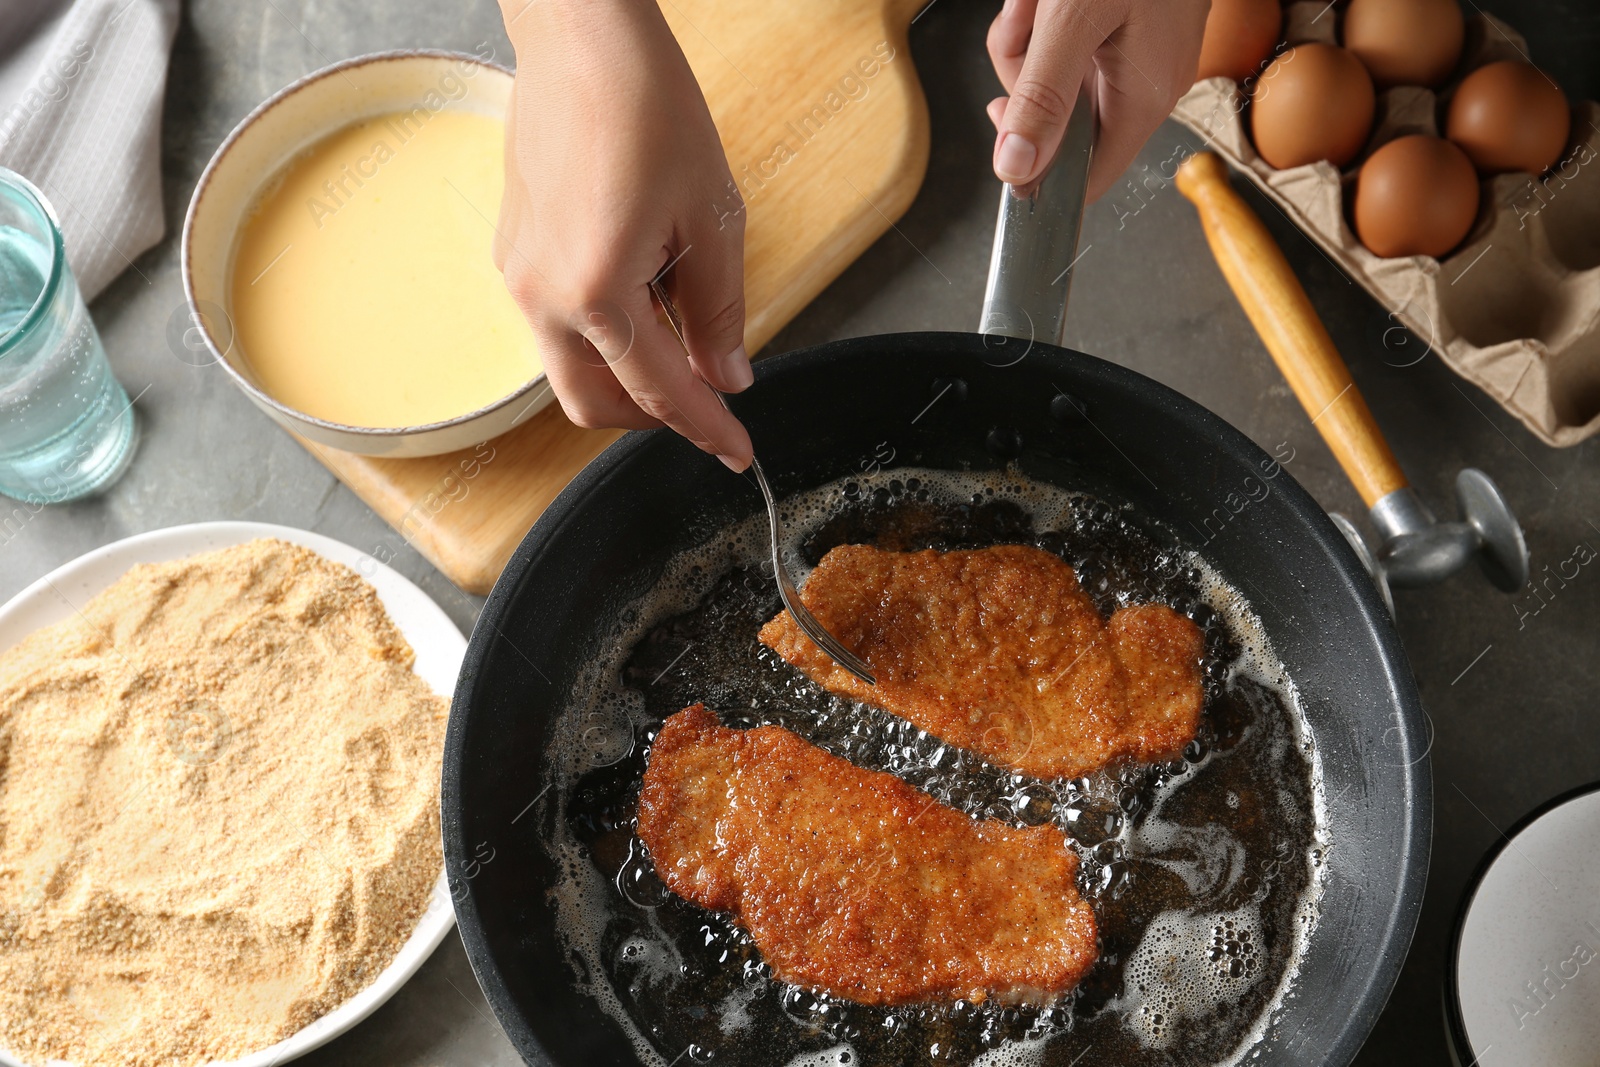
{"left": 992, "top": 5, "right": 1099, "bottom": 186}
{"left": 669, "top": 209, "right": 752, "bottom": 393}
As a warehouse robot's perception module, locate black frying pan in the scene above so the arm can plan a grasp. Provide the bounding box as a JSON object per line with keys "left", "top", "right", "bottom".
{"left": 443, "top": 100, "right": 1429, "bottom": 1066}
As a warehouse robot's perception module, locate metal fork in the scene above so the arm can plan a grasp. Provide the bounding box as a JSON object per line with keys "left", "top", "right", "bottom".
{"left": 648, "top": 279, "right": 876, "bottom": 686}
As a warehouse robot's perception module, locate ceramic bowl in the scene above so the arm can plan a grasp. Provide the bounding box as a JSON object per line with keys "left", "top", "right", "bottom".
{"left": 182, "top": 50, "right": 551, "bottom": 458}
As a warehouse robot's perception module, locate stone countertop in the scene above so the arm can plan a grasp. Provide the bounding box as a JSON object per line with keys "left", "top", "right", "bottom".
{"left": 4, "top": 1, "right": 1598, "bottom": 1064}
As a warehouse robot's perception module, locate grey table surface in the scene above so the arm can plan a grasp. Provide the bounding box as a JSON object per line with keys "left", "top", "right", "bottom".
{"left": 5, "top": 0, "right": 1599, "bottom": 1064}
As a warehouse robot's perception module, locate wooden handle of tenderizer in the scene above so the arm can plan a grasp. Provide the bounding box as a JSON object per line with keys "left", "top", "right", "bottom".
{"left": 1174, "top": 152, "right": 1407, "bottom": 507}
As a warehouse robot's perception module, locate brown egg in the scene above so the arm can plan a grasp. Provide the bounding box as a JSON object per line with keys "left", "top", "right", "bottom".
{"left": 1447, "top": 60, "right": 1571, "bottom": 174}
{"left": 1342, "top": 0, "right": 1464, "bottom": 87}
{"left": 1353, "top": 134, "right": 1479, "bottom": 258}
{"left": 1196, "top": 0, "right": 1283, "bottom": 83}
{"left": 1251, "top": 44, "right": 1376, "bottom": 170}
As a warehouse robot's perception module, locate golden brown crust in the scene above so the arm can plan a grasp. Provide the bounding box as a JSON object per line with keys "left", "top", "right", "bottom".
{"left": 758, "top": 544, "right": 1204, "bottom": 779}
{"left": 636, "top": 705, "right": 1098, "bottom": 1006}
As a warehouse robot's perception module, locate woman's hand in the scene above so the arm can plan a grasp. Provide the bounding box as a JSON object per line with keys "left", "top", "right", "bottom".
{"left": 986, "top": 0, "right": 1209, "bottom": 200}
{"left": 495, "top": 0, "right": 753, "bottom": 470}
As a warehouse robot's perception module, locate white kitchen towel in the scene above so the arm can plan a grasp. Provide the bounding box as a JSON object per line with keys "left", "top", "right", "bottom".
{"left": 0, "top": 0, "right": 180, "bottom": 301}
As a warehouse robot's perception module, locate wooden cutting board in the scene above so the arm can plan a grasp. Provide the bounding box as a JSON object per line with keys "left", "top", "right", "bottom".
{"left": 300, "top": 0, "right": 932, "bottom": 595}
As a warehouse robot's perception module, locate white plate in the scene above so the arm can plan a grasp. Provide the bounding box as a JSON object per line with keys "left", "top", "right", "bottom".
{"left": 0, "top": 522, "right": 464, "bottom": 1067}
{"left": 1449, "top": 783, "right": 1600, "bottom": 1067}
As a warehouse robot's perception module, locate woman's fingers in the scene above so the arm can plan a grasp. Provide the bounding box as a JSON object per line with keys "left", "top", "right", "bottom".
{"left": 496, "top": 0, "right": 757, "bottom": 465}
{"left": 1082, "top": 69, "right": 1170, "bottom": 203}
{"left": 987, "top": 95, "right": 1007, "bottom": 131}
{"left": 987, "top": 0, "right": 1207, "bottom": 200}
{"left": 989, "top": 0, "right": 1104, "bottom": 187}
{"left": 493, "top": 89, "right": 519, "bottom": 272}
{"left": 537, "top": 322, "right": 663, "bottom": 431}
{"left": 537, "top": 290, "right": 752, "bottom": 470}
{"left": 1081, "top": 5, "right": 1206, "bottom": 201}
{"left": 986, "top": 0, "right": 1041, "bottom": 91}
{"left": 670, "top": 211, "right": 753, "bottom": 394}
{"left": 605, "top": 289, "right": 754, "bottom": 470}
{"left": 505, "top": 230, "right": 754, "bottom": 468}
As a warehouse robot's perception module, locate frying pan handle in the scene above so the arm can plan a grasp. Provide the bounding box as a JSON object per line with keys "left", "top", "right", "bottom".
{"left": 978, "top": 87, "right": 1095, "bottom": 347}
{"left": 1174, "top": 152, "right": 1409, "bottom": 508}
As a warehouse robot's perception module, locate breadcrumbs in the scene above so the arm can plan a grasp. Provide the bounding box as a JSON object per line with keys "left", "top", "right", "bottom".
{"left": 0, "top": 539, "right": 449, "bottom": 1066}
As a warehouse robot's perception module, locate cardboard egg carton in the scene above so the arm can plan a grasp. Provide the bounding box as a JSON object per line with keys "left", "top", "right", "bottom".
{"left": 1173, "top": 5, "right": 1600, "bottom": 448}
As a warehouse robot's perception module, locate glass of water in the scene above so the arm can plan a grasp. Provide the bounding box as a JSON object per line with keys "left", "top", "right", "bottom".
{"left": 0, "top": 167, "right": 137, "bottom": 502}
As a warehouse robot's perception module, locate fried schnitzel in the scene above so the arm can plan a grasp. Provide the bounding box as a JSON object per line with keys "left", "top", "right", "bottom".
{"left": 759, "top": 543, "right": 1204, "bottom": 779}
{"left": 636, "top": 705, "right": 1098, "bottom": 1006}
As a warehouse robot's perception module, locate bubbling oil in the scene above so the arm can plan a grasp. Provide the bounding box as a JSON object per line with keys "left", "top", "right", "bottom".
{"left": 543, "top": 468, "right": 1328, "bottom": 1067}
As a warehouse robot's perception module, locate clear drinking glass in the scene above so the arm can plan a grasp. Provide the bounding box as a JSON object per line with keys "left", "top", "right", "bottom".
{"left": 0, "top": 167, "right": 137, "bottom": 502}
